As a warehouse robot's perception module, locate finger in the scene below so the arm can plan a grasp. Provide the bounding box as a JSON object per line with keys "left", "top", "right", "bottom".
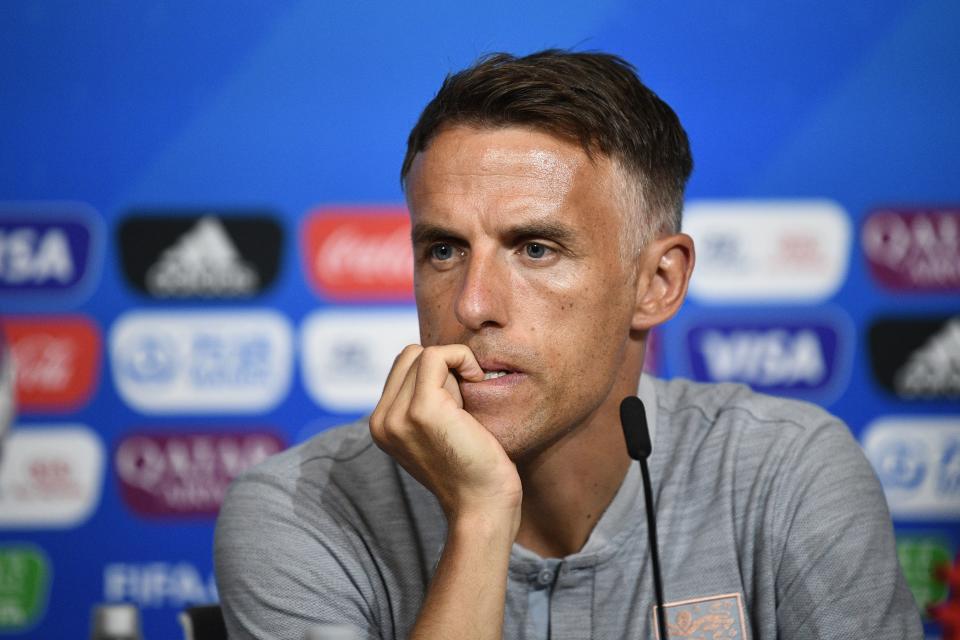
{"left": 415, "top": 344, "right": 484, "bottom": 401}
{"left": 386, "top": 349, "right": 422, "bottom": 426}
{"left": 372, "top": 344, "right": 422, "bottom": 427}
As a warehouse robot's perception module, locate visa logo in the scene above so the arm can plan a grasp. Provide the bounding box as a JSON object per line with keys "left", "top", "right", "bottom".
{"left": 698, "top": 329, "right": 825, "bottom": 385}
{"left": 685, "top": 318, "right": 849, "bottom": 402}
{"left": 0, "top": 206, "right": 102, "bottom": 305}
{"left": 0, "top": 227, "right": 75, "bottom": 285}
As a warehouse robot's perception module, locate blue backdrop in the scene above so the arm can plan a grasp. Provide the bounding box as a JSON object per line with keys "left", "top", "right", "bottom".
{"left": 1, "top": 2, "right": 958, "bottom": 638}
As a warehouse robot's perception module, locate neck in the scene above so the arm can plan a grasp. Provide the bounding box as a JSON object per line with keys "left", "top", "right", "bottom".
{"left": 513, "top": 367, "right": 641, "bottom": 558}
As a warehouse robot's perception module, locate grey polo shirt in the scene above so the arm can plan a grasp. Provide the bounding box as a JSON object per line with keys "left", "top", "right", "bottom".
{"left": 514, "top": 375, "right": 655, "bottom": 639}
{"left": 215, "top": 376, "right": 922, "bottom": 639}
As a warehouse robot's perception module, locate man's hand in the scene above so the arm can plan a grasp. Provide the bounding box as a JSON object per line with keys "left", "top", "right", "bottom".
{"left": 370, "top": 344, "right": 521, "bottom": 640}
{"left": 370, "top": 344, "right": 522, "bottom": 530}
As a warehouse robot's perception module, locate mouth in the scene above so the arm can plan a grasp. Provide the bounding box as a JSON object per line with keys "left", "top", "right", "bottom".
{"left": 462, "top": 360, "right": 527, "bottom": 400}
{"left": 476, "top": 358, "right": 522, "bottom": 382}
{"left": 459, "top": 356, "right": 528, "bottom": 407}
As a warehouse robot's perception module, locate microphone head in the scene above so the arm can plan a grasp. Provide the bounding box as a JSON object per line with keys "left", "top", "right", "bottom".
{"left": 620, "top": 396, "right": 652, "bottom": 460}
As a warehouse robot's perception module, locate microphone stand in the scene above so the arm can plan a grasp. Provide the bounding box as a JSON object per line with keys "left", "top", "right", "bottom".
{"left": 620, "top": 396, "right": 669, "bottom": 640}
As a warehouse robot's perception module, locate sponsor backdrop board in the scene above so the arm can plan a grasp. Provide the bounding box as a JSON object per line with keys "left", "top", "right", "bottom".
{"left": 0, "top": 3, "right": 958, "bottom": 638}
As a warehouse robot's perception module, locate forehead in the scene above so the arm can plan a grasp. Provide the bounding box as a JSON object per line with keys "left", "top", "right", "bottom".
{"left": 405, "top": 125, "right": 623, "bottom": 228}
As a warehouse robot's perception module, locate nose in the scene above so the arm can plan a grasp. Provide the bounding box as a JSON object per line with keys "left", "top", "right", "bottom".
{"left": 454, "top": 248, "right": 509, "bottom": 331}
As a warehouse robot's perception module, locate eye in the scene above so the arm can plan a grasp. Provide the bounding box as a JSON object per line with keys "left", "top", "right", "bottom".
{"left": 524, "top": 242, "right": 550, "bottom": 259}
{"left": 430, "top": 242, "right": 456, "bottom": 261}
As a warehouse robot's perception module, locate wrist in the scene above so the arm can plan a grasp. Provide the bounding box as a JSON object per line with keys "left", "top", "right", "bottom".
{"left": 447, "top": 507, "right": 520, "bottom": 547}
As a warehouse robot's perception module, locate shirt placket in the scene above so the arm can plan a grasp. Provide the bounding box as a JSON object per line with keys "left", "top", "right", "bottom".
{"left": 549, "top": 560, "right": 593, "bottom": 640}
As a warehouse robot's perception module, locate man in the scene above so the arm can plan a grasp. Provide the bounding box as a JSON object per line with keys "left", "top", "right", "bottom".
{"left": 216, "top": 50, "right": 922, "bottom": 639}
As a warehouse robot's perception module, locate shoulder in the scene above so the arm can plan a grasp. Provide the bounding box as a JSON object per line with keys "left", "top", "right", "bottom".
{"left": 650, "top": 377, "right": 878, "bottom": 525}
{"left": 654, "top": 376, "right": 841, "bottom": 435}
{"left": 240, "top": 418, "right": 383, "bottom": 482}
{"left": 652, "top": 377, "right": 860, "bottom": 466}
{"left": 214, "top": 419, "right": 438, "bottom": 638}
{"left": 218, "top": 418, "right": 410, "bottom": 532}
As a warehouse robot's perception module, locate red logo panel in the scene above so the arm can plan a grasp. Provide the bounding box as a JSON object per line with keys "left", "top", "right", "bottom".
{"left": 302, "top": 206, "right": 413, "bottom": 301}
{"left": 1, "top": 315, "right": 101, "bottom": 412}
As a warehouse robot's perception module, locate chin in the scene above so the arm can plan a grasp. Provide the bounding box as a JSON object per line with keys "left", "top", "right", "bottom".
{"left": 473, "top": 410, "right": 555, "bottom": 463}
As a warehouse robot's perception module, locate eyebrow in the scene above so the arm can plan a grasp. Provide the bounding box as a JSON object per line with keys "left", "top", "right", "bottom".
{"left": 506, "top": 220, "right": 577, "bottom": 245}
{"left": 411, "top": 223, "right": 463, "bottom": 247}
{"left": 411, "top": 220, "right": 579, "bottom": 247}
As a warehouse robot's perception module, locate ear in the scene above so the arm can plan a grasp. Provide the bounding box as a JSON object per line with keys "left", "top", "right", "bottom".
{"left": 631, "top": 232, "right": 695, "bottom": 331}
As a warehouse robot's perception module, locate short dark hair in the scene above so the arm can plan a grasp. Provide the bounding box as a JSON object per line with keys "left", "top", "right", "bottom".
{"left": 401, "top": 49, "right": 693, "bottom": 243}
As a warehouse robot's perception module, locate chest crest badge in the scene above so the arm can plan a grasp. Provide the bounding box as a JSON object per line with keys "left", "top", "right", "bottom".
{"left": 653, "top": 592, "right": 748, "bottom": 639}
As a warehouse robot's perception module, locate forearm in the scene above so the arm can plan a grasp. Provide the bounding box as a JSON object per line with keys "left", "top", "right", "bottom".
{"left": 410, "top": 512, "right": 516, "bottom": 640}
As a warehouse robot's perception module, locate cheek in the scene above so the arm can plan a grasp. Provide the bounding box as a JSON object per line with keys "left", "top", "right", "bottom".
{"left": 520, "top": 266, "right": 634, "bottom": 369}
{"left": 520, "top": 263, "right": 632, "bottom": 328}
{"left": 414, "top": 281, "right": 447, "bottom": 346}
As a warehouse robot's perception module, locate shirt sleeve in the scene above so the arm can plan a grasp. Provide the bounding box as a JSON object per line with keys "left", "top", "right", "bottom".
{"left": 214, "top": 467, "right": 382, "bottom": 640}
{"left": 769, "top": 419, "right": 923, "bottom": 639}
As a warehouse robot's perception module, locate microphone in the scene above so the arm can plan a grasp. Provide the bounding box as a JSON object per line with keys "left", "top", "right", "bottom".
{"left": 620, "top": 396, "right": 668, "bottom": 640}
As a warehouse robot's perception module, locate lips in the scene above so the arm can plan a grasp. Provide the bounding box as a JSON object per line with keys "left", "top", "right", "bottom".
{"left": 476, "top": 358, "right": 522, "bottom": 381}
{"left": 458, "top": 353, "right": 529, "bottom": 410}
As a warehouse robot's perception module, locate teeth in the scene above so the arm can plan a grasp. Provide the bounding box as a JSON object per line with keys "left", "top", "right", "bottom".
{"left": 483, "top": 371, "right": 508, "bottom": 380}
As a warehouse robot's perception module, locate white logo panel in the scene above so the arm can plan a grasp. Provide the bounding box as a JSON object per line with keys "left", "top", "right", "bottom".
{"left": 684, "top": 200, "right": 851, "bottom": 303}
{"left": 0, "top": 425, "right": 105, "bottom": 528}
{"left": 110, "top": 310, "right": 292, "bottom": 413}
{"left": 301, "top": 309, "right": 420, "bottom": 412}
{"left": 862, "top": 416, "right": 960, "bottom": 519}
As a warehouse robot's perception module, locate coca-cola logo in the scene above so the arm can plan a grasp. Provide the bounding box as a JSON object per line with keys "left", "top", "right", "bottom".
{"left": 115, "top": 431, "right": 284, "bottom": 518}
{"left": 1, "top": 315, "right": 101, "bottom": 412}
{"left": 302, "top": 207, "right": 413, "bottom": 300}
{"left": 862, "top": 208, "right": 960, "bottom": 291}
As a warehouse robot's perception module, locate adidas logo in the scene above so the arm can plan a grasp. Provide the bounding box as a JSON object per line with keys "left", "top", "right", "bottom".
{"left": 894, "top": 318, "right": 960, "bottom": 397}
{"left": 145, "top": 216, "right": 259, "bottom": 297}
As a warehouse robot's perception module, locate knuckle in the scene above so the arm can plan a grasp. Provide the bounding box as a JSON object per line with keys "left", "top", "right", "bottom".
{"left": 383, "top": 406, "right": 407, "bottom": 436}
{"left": 369, "top": 408, "right": 383, "bottom": 433}
{"left": 408, "top": 398, "right": 430, "bottom": 425}
{"left": 401, "top": 344, "right": 423, "bottom": 358}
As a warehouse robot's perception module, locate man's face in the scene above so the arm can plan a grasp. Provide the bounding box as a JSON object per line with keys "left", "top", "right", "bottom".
{"left": 405, "top": 125, "right": 642, "bottom": 460}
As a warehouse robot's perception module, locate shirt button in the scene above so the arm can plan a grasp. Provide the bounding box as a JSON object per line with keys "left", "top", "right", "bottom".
{"left": 536, "top": 569, "right": 555, "bottom": 586}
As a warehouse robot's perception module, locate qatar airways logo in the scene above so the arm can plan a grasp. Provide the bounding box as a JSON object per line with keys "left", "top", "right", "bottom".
{"left": 2, "top": 315, "right": 101, "bottom": 412}
{"left": 863, "top": 417, "right": 960, "bottom": 519}
{"left": 115, "top": 431, "right": 284, "bottom": 517}
{"left": 302, "top": 207, "right": 413, "bottom": 301}
{"left": 862, "top": 208, "right": 960, "bottom": 291}
{"left": 683, "top": 314, "right": 851, "bottom": 404}
{"left": 684, "top": 200, "right": 851, "bottom": 303}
